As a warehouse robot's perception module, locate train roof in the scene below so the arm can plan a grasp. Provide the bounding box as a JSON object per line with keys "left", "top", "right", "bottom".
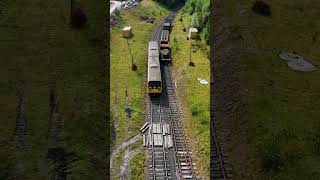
{"left": 149, "top": 41, "right": 158, "bottom": 50}
{"left": 148, "top": 56, "right": 161, "bottom": 82}
{"left": 148, "top": 41, "right": 161, "bottom": 82}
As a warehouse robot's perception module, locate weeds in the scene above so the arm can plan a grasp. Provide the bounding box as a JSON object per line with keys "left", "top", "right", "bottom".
{"left": 260, "top": 138, "right": 284, "bottom": 172}
{"left": 132, "top": 64, "right": 137, "bottom": 71}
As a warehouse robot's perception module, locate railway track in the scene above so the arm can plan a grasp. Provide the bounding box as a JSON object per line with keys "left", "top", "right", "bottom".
{"left": 146, "top": 8, "right": 197, "bottom": 180}
{"left": 210, "top": 121, "right": 231, "bottom": 179}
{"left": 164, "top": 66, "right": 196, "bottom": 179}
{"left": 152, "top": 11, "right": 177, "bottom": 41}
{"left": 147, "top": 96, "right": 173, "bottom": 179}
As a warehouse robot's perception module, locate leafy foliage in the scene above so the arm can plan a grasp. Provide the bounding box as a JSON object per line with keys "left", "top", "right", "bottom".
{"left": 182, "top": 0, "right": 209, "bottom": 43}
{"left": 155, "top": 0, "right": 183, "bottom": 8}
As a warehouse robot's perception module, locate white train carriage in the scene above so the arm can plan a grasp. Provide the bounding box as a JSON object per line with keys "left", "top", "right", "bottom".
{"left": 147, "top": 41, "right": 162, "bottom": 94}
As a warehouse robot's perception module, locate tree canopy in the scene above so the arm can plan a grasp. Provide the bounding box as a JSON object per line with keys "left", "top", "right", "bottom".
{"left": 183, "top": 0, "right": 210, "bottom": 42}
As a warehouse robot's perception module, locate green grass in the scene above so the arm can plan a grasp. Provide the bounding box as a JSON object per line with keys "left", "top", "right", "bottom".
{"left": 218, "top": 0, "right": 320, "bottom": 179}
{"left": 112, "top": 149, "right": 125, "bottom": 180}
{"left": 129, "top": 138, "right": 143, "bottom": 150}
{"left": 170, "top": 12, "right": 210, "bottom": 178}
{"left": 130, "top": 150, "right": 146, "bottom": 180}
{"left": 0, "top": 0, "right": 106, "bottom": 179}
{"left": 110, "top": 0, "right": 170, "bottom": 178}
{"left": 128, "top": 138, "right": 145, "bottom": 179}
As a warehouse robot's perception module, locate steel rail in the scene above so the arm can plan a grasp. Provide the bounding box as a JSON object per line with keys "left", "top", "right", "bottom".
{"left": 147, "top": 6, "right": 197, "bottom": 179}
{"left": 159, "top": 102, "right": 169, "bottom": 180}
{"left": 165, "top": 65, "right": 196, "bottom": 179}
{"left": 211, "top": 120, "right": 227, "bottom": 179}
{"left": 150, "top": 97, "right": 156, "bottom": 180}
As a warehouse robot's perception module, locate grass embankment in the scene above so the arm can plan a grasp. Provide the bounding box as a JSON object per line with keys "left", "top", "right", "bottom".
{"left": 170, "top": 12, "right": 210, "bottom": 178}
{"left": 217, "top": 0, "right": 320, "bottom": 179}
{"left": 110, "top": 0, "right": 169, "bottom": 179}
{"left": 0, "top": 0, "right": 106, "bottom": 179}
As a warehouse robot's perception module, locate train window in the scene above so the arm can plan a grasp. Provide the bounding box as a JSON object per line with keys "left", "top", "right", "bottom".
{"left": 149, "top": 81, "right": 161, "bottom": 88}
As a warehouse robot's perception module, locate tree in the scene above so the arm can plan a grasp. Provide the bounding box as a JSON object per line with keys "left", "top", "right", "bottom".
{"left": 191, "top": 13, "right": 199, "bottom": 28}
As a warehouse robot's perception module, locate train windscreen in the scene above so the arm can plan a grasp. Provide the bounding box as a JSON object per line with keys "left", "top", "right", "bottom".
{"left": 148, "top": 81, "right": 161, "bottom": 89}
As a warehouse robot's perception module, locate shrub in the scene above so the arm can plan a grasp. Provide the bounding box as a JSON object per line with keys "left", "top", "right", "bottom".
{"left": 132, "top": 64, "right": 137, "bottom": 71}
{"left": 252, "top": 0, "right": 271, "bottom": 16}
{"left": 260, "top": 139, "right": 284, "bottom": 172}
{"left": 140, "top": 15, "right": 149, "bottom": 20}
{"left": 189, "top": 61, "right": 195, "bottom": 66}
{"left": 70, "top": 7, "right": 88, "bottom": 28}
{"left": 191, "top": 105, "right": 199, "bottom": 116}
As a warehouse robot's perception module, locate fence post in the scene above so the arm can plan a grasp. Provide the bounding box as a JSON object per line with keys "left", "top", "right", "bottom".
{"left": 126, "top": 38, "right": 134, "bottom": 68}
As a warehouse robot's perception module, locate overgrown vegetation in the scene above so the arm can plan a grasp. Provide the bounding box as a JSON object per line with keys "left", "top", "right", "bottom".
{"left": 181, "top": 0, "right": 209, "bottom": 43}
{"left": 0, "top": 0, "right": 106, "bottom": 179}
{"left": 130, "top": 150, "right": 146, "bottom": 180}
{"left": 171, "top": 11, "right": 210, "bottom": 178}
{"left": 112, "top": 150, "right": 125, "bottom": 180}
{"left": 155, "top": 0, "right": 183, "bottom": 8}
{"left": 215, "top": 0, "right": 320, "bottom": 179}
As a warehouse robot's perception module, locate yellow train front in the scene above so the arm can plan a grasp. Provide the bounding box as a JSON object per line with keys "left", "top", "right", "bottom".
{"left": 147, "top": 41, "right": 162, "bottom": 95}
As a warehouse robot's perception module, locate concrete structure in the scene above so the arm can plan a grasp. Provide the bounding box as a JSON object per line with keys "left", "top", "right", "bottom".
{"left": 188, "top": 27, "right": 198, "bottom": 39}
{"left": 122, "top": 26, "right": 132, "bottom": 38}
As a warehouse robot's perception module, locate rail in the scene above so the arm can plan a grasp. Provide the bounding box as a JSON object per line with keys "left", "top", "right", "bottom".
{"left": 147, "top": 6, "right": 198, "bottom": 180}
{"left": 211, "top": 121, "right": 228, "bottom": 179}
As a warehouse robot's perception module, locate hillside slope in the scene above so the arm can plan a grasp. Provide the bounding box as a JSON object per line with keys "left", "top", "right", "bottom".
{"left": 0, "top": 1, "right": 107, "bottom": 179}
{"left": 213, "top": 0, "right": 320, "bottom": 179}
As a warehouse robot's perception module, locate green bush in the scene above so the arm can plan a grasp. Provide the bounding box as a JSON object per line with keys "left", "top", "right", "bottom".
{"left": 260, "top": 138, "right": 284, "bottom": 172}
{"left": 183, "top": 0, "right": 209, "bottom": 43}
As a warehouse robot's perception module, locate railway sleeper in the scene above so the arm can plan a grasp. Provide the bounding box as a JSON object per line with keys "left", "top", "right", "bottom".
{"left": 181, "top": 170, "right": 192, "bottom": 175}
{"left": 182, "top": 175, "right": 193, "bottom": 179}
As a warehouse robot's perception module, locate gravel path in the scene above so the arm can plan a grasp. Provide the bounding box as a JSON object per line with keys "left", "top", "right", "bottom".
{"left": 110, "top": 134, "right": 142, "bottom": 170}
{"left": 120, "top": 148, "right": 141, "bottom": 179}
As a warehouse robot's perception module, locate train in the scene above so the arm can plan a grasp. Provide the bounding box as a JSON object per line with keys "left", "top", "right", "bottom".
{"left": 147, "top": 22, "right": 172, "bottom": 95}
{"left": 160, "top": 22, "right": 172, "bottom": 64}
{"left": 147, "top": 41, "right": 162, "bottom": 94}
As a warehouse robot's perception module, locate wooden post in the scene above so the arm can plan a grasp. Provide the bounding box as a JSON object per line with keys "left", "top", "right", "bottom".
{"left": 126, "top": 38, "right": 134, "bottom": 68}
{"left": 189, "top": 42, "right": 191, "bottom": 62}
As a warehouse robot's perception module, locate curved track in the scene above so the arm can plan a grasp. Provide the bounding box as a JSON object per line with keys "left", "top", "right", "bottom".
{"left": 146, "top": 8, "right": 197, "bottom": 180}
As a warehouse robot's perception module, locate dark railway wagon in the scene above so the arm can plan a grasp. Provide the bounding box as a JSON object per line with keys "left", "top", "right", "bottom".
{"left": 163, "top": 22, "right": 171, "bottom": 31}
{"left": 160, "top": 48, "right": 171, "bottom": 64}
{"left": 147, "top": 41, "right": 162, "bottom": 94}
{"left": 160, "top": 30, "right": 170, "bottom": 49}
